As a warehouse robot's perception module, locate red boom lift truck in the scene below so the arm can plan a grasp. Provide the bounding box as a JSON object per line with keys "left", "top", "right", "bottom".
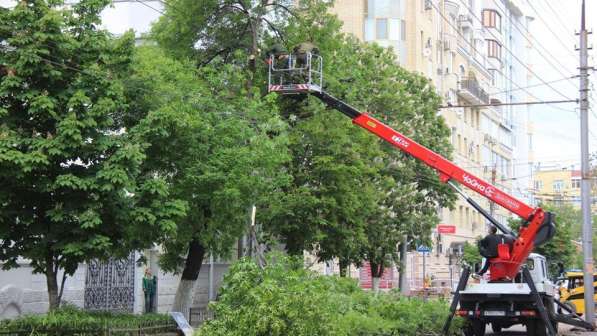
{"left": 267, "top": 52, "right": 594, "bottom": 336}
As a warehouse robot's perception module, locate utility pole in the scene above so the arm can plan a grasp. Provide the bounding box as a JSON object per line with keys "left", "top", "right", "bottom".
{"left": 490, "top": 164, "right": 497, "bottom": 218}
{"left": 578, "top": 0, "right": 594, "bottom": 325}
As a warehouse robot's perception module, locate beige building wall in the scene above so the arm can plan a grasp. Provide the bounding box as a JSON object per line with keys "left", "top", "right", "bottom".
{"left": 330, "top": 0, "right": 521, "bottom": 289}
{"left": 533, "top": 169, "right": 583, "bottom": 208}
{"left": 329, "top": 0, "right": 364, "bottom": 40}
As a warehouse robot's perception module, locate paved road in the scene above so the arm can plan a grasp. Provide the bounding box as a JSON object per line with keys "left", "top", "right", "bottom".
{"left": 485, "top": 324, "right": 526, "bottom": 335}
{"left": 487, "top": 323, "right": 580, "bottom": 335}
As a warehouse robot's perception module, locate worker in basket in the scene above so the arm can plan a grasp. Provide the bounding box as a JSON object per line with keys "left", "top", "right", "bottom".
{"left": 476, "top": 225, "right": 514, "bottom": 278}
{"left": 265, "top": 43, "right": 289, "bottom": 66}
{"left": 289, "top": 42, "right": 319, "bottom": 84}
{"left": 292, "top": 41, "right": 320, "bottom": 68}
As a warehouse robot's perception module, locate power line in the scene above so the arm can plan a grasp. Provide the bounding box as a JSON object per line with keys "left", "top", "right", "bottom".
{"left": 457, "top": 0, "right": 574, "bottom": 101}
{"left": 527, "top": 1, "right": 579, "bottom": 61}
{"left": 132, "top": 0, "right": 165, "bottom": 15}
{"left": 488, "top": 75, "right": 578, "bottom": 96}
{"left": 488, "top": 0, "right": 579, "bottom": 92}
{"left": 440, "top": 99, "right": 578, "bottom": 109}
{"left": 0, "top": 45, "right": 261, "bottom": 124}
{"left": 429, "top": 2, "right": 545, "bottom": 109}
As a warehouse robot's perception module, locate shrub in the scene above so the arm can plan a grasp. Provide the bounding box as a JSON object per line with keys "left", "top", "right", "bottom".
{"left": 0, "top": 305, "right": 174, "bottom": 335}
{"left": 197, "top": 255, "right": 462, "bottom": 336}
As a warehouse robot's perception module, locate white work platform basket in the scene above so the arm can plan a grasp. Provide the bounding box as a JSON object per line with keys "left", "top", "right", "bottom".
{"left": 267, "top": 52, "right": 323, "bottom": 94}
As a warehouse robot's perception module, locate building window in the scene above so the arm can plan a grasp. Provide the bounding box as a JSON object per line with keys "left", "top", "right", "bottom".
{"left": 572, "top": 179, "right": 581, "bottom": 189}
{"left": 534, "top": 180, "right": 541, "bottom": 190}
{"left": 553, "top": 180, "right": 564, "bottom": 192}
{"left": 482, "top": 9, "right": 501, "bottom": 31}
{"left": 458, "top": 134, "right": 462, "bottom": 152}
{"left": 488, "top": 68, "right": 498, "bottom": 86}
{"left": 487, "top": 39, "right": 501, "bottom": 59}
{"left": 376, "top": 18, "right": 388, "bottom": 39}
{"left": 401, "top": 20, "right": 406, "bottom": 41}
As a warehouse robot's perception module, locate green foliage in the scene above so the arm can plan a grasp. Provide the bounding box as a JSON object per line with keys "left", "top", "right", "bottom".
{"left": 197, "top": 255, "right": 462, "bottom": 336}
{"left": 149, "top": 0, "right": 455, "bottom": 279}
{"left": 266, "top": 1, "right": 455, "bottom": 273}
{"left": 462, "top": 241, "right": 482, "bottom": 267}
{"left": 126, "top": 46, "right": 290, "bottom": 270}
{"left": 0, "top": 305, "right": 173, "bottom": 335}
{"left": 509, "top": 202, "right": 577, "bottom": 277}
{"left": 0, "top": 1, "right": 185, "bottom": 308}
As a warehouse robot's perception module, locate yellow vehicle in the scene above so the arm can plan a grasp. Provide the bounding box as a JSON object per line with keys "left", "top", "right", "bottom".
{"left": 558, "top": 271, "right": 597, "bottom": 315}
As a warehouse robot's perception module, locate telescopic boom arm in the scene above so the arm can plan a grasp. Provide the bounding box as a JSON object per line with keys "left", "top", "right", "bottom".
{"left": 267, "top": 52, "right": 555, "bottom": 281}
{"left": 310, "top": 90, "right": 556, "bottom": 281}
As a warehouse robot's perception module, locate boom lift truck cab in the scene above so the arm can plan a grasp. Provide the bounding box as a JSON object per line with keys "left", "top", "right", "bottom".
{"left": 266, "top": 52, "right": 595, "bottom": 336}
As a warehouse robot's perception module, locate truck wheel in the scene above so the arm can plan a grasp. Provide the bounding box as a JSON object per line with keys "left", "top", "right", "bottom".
{"left": 527, "top": 319, "right": 556, "bottom": 336}
{"left": 526, "top": 320, "right": 538, "bottom": 336}
{"left": 490, "top": 322, "right": 502, "bottom": 333}
{"left": 463, "top": 320, "right": 485, "bottom": 336}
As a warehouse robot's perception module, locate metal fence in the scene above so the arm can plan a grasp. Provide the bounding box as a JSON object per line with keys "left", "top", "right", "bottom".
{"left": 188, "top": 307, "right": 214, "bottom": 327}
{"left": 0, "top": 323, "right": 178, "bottom": 336}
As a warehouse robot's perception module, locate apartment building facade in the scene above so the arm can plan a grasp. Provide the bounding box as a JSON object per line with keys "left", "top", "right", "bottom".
{"left": 330, "top": 0, "right": 534, "bottom": 289}
{"left": 533, "top": 167, "right": 597, "bottom": 210}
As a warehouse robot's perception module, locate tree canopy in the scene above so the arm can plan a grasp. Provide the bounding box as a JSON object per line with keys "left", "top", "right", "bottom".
{"left": 0, "top": 0, "right": 185, "bottom": 309}
{"left": 150, "top": 0, "right": 455, "bottom": 285}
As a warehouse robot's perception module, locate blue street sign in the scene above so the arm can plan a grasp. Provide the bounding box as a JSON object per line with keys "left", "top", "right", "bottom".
{"left": 417, "top": 245, "right": 431, "bottom": 253}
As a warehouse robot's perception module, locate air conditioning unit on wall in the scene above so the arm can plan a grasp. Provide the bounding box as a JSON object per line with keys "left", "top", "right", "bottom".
{"left": 425, "top": 0, "right": 433, "bottom": 10}
{"left": 443, "top": 39, "right": 451, "bottom": 51}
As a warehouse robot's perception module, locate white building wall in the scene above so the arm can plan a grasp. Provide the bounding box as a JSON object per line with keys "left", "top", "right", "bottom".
{"left": 0, "top": 260, "right": 86, "bottom": 319}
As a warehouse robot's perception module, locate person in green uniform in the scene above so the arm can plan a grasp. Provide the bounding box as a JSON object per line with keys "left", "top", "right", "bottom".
{"left": 143, "top": 268, "right": 156, "bottom": 313}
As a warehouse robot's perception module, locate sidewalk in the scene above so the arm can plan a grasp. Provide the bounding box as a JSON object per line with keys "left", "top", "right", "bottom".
{"left": 560, "top": 324, "right": 597, "bottom": 336}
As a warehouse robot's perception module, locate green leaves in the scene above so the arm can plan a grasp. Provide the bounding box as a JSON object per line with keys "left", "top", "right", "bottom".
{"left": 126, "top": 46, "right": 291, "bottom": 272}
{"left": 0, "top": 0, "right": 185, "bottom": 309}
{"left": 199, "top": 255, "right": 463, "bottom": 336}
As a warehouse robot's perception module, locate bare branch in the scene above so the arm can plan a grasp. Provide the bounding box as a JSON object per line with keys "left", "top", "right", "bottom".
{"left": 264, "top": 1, "right": 297, "bottom": 19}
{"left": 260, "top": 17, "right": 287, "bottom": 45}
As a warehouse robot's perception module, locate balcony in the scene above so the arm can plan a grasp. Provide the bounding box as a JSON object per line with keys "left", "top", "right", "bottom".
{"left": 444, "top": 0, "right": 459, "bottom": 17}
{"left": 443, "top": 33, "right": 457, "bottom": 52}
{"left": 458, "top": 77, "right": 490, "bottom": 105}
{"left": 458, "top": 14, "right": 473, "bottom": 30}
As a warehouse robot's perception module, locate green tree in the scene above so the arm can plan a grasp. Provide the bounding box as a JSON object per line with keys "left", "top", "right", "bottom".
{"left": 509, "top": 202, "right": 577, "bottom": 277}
{"left": 275, "top": 2, "right": 455, "bottom": 287}
{"left": 0, "top": 1, "right": 185, "bottom": 309}
{"left": 462, "top": 241, "right": 482, "bottom": 268}
{"left": 152, "top": 0, "right": 294, "bottom": 89}
{"left": 125, "top": 46, "right": 290, "bottom": 314}
{"left": 150, "top": 0, "right": 455, "bottom": 291}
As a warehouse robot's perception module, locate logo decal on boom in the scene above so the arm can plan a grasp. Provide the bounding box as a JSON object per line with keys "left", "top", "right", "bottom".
{"left": 391, "top": 135, "right": 410, "bottom": 148}
{"left": 462, "top": 174, "right": 495, "bottom": 198}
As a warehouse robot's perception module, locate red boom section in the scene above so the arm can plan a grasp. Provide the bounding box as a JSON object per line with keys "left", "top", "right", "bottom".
{"left": 352, "top": 114, "right": 534, "bottom": 219}
{"left": 351, "top": 113, "right": 547, "bottom": 280}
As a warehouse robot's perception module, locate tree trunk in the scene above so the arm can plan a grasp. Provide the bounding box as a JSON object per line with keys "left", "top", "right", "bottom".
{"left": 372, "top": 277, "right": 381, "bottom": 293}
{"left": 370, "top": 261, "right": 383, "bottom": 294}
{"left": 246, "top": 17, "right": 258, "bottom": 92}
{"left": 339, "top": 258, "right": 349, "bottom": 277}
{"left": 172, "top": 239, "right": 206, "bottom": 317}
{"left": 45, "top": 255, "right": 60, "bottom": 310}
{"left": 399, "top": 234, "right": 408, "bottom": 294}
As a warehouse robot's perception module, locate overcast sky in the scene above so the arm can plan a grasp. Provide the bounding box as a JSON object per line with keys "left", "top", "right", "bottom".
{"left": 528, "top": 0, "right": 596, "bottom": 170}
